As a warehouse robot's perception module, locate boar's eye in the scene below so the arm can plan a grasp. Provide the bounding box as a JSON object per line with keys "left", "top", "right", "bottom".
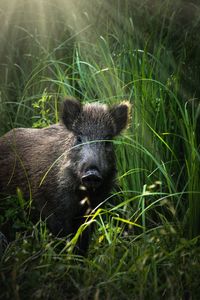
{"left": 104, "top": 136, "right": 113, "bottom": 150}
{"left": 105, "top": 135, "right": 112, "bottom": 143}
{"left": 105, "top": 135, "right": 112, "bottom": 140}
{"left": 76, "top": 135, "right": 82, "bottom": 144}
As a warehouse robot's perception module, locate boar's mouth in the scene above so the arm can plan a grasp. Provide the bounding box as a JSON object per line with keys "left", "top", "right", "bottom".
{"left": 81, "top": 169, "right": 103, "bottom": 190}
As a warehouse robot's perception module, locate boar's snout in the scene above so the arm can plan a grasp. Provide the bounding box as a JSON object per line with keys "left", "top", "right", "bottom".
{"left": 81, "top": 168, "right": 103, "bottom": 190}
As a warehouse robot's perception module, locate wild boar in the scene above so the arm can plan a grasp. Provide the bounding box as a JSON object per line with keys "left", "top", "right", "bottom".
{"left": 0, "top": 98, "right": 130, "bottom": 252}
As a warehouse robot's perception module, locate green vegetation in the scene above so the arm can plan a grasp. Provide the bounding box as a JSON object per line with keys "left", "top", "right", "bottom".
{"left": 0, "top": 0, "right": 200, "bottom": 299}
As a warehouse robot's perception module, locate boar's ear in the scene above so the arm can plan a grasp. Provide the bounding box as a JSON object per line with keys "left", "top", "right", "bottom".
{"left": 61, "top": 98, "right": 82, "bottom": 131}
{"left": 110, "top": 101, "right": 131, "bottom": 135}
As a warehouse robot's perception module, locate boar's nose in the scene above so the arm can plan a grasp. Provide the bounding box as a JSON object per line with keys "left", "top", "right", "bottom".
{"left": 81, "top": 168, "right": 102, "bottom": 189}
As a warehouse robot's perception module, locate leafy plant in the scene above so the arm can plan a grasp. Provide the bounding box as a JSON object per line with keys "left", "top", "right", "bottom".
{"left": 32, "top": 89, "right": 57, "bottom": 128}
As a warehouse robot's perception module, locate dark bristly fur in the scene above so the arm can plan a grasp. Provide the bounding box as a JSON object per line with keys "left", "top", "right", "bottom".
{"left": 0, "top": 99, "right": 131, "bottom": 253}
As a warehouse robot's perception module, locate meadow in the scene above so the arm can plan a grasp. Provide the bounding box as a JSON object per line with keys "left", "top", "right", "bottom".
{"left": 0, "top": 0, "right": 200, "bottom": 299}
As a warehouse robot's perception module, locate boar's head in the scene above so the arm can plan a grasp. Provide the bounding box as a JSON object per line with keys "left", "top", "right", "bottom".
{"left": 61, "top": 99, "right": 130, "bottom": 198}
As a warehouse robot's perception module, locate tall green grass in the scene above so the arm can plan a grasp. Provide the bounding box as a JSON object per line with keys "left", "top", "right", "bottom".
{"left": 0, "top": 0, "right": 200, "bottom": 298}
